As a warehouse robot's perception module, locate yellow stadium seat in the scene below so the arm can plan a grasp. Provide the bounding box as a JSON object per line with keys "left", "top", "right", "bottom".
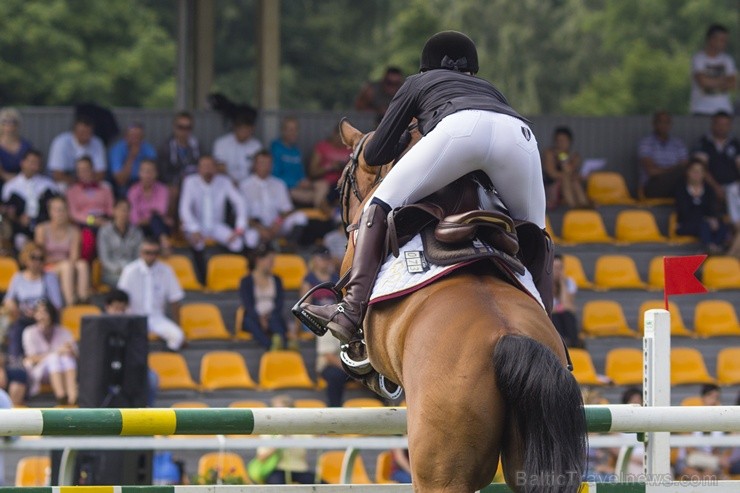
{"left": 647, "top": 256, "right": 665, "bottom": 291}
{"left": 61, "top": 304, "right": 102, "bottom": 341}
{"left": 680, "top": 396, "right": 704, "bottom": 406}
{"left": 614, "top": 210, "right": 667, "bottom": 243}
{"left": 163, "top": 254, "right": 203, "bottom": 291}
{"left": 702, "top": 256, "right": 740, "bottom": 290}
{"left": 582, "top": 300, "right": 637, "bottom": 337}
{"left": 561, "top": 210, "right": 613, "bottom": 244}
{"left": 668, "top": 212, "right": 699, "bottom": 244}
{"left": 200, "top": 351, "right": 257, "bottom": 391}
{"left": 272, "top": 253, "right": 308, "bottom": 291}
{"left": 716, "top": 348, "right": 740, "bottom": 385}
{"left": 198, "top": 452, "right": 248, "bottom": 483}
{"left": 298, "top": 207, "right": 330, "bottom": 221}
{"left": 180, "top": 303, "right": 231, "bottom": 340}
{"left": 206, "top": 254, "right": 248, "bottom": 291}
{"left": 232, "top": 306, "right": 253, "bottom": 341}
{"left": 569, "top": 348, "right": 604, "bottom": 386}
{"left": 171, "top": 401, "right": 210, "bottom": 408}
{"left": 593, "top": 255, "right": 647, "bottom": 290}
{"left": 316, "top": 450, "right": 372, "bottom": 484}
{"left": 343, "top": 397, "right": 385, "bottom": 407}
{"left": 259, "top": 350, "right": 315, "bottom": 390}
{"left": 586, "top": 171, "right": 637, "bottom": 205}
{"left": 90, "top": 258, "right": 110, "bottom": 293}
{"left": 545, "top": 215, "right": 560, "bottom": 243}
{"left": 637, "top": 300, "right": 693, "bottom": 337}
{"left": 670, "top": 348, "right": 715, "bottom": 385}
{"left": 562, "top": 254, "right": 593, "bottom": 289}
{"left": 229, "top": 399, "right": 268, "bottom": 408}
{"left": 0, "top": 256, "right": 19, "bottom": 293}
{"left": 375, "top": 451, "right": 397, "bottom": 484}
{"left": 148, "top": 352, "right": 199, "bottom": 390}
{"left": 15, "top": 456, "right": 50, "bottom": 486}
{"left": 604, "top": 348, "right": 643, "bottom": 386}
{"left": 694, "top": 300, "right": 740, "bottom": 337}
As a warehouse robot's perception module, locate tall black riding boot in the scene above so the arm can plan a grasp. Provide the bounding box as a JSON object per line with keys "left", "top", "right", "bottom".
{"left": 298, "top": 203, "right": 387, "bottom": 343}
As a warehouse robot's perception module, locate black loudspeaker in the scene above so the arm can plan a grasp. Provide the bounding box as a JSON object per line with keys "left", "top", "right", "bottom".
{"left": 78, "top": 315, "right": 148, "bottom": 408}
{"left": 50, "top": 449, "right": 153, "bottom": 486}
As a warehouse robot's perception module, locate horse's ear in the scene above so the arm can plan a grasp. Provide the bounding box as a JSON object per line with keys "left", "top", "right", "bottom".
{"left": 339, "top": 118, "right": 363, "bottom": 148}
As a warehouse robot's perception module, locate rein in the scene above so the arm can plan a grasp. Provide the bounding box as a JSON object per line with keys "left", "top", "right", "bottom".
{"left": 339, "top": 132, "right": 385, "bottom": 237}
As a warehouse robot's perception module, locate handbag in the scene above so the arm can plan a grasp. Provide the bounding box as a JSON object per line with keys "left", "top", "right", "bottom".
{"left": 247, "top": 450, "right": 282, "bottom": 484}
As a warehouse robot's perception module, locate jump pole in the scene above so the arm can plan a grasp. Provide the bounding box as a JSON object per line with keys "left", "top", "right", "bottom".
{"left": 643, "top": 308, "right": 671, "bottom": 478}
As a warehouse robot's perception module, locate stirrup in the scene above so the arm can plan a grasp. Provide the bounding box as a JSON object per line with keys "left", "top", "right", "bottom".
{"left": 363, "top": 371, "right": 404, "bottom": 400}
{"left": 291, "top": 280, "right": 344, "bottom": 336}
{"left": 340, "top": 339, "right": 371, "bottom": 375}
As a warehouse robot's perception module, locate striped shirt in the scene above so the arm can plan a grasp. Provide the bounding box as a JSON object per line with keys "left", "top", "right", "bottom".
{"left": 637, "top": 134, "right": 688, "bottom": 185}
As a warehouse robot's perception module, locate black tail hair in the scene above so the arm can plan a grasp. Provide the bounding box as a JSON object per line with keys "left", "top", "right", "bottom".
{"left": 494, "top": 334, "right": 587, "bottom": 493}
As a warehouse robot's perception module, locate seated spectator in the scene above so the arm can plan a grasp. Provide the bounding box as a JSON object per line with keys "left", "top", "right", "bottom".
{"left": 240, "top": 151, "right": 308, "bottom": 248}
{"left": 315, "top": 331, "right": 346, "bottom": 408}
{"left": 238, "top": 246, "right": 287, "bottom": 351}
{"left": 271, "top": 117, "right": 324, "bottom": 208}
{"left": 298, "top": 245, "right": 339, "bottom": 339}
{"left": 157, "top": 111, "right": 200, "bottom": 221}
{"left": 0, "top": 108, "right": 32, "bottom": 187}
{"left": 543, "top": 126, "right": 590, "bottom": 209}
{"left": 213, "top": 110, "right": 263, "bottom": 183}
{"left": 179, "top": 155, "right": 258, "bottom": 283}
{"left": 22, "top": 299, "right": 78, "bottom": 405}
{"left": 2, "top": 243, "right": 64, "bottom": 365}
{"left": 551, "top": 254, "right": 581, "bottom": 348}
{"left": 128, "top": 160, "right": 172, "bottom": 254}
{"left": 620, "top": 387, "right": 644, "bottom": 477}
{"left": 677, "top": 384, "right": 729, "bottom": 480}
{"left": 354, "top": 66, "right": 404, "bottom": 124}
{"left": 97, "top": 199, "right": 143, "bottom": 287}
{"left": 34, "top": 196, "right": 90, "bottom": 305}
{"left": 47, "top": 114, "right": 106, "bottom": 187}
{"left": 117, "top": 238, "right": 185, "bottom": 352}
{"left": 1, "top": 149, "right": 58, "bottom": 251}
{"left": 66, "top": 156, "right": 114, "bottom": 261}
{"left": 692, "top": 111, "right": 740, "bottom": 202}
{"left": 675, "top": 159, "right": 728, "bottom": 254}
{"left": 390, "top": 449, "right": 412, "bottom": 483}
{"left": 727, "top": 181, "right": 740, "bottom": 258}
{"left": 308, "top": 126, "right": 351, "bottom": 195}
{"left": 0, "top": 345, "right": 28, "bottom": 407}
{"left": 323, "top": 222, "right": 348, "bottom": 271}
{"left": 638, "top": 111, "right": 689, "bottom": 198}
{"left": 108, "top": 122, "right": 157, "bottom": 198}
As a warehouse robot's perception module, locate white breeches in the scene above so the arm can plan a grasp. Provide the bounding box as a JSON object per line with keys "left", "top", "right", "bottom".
{"left": 369, "top": 110, "right": 546, "bottom": 228}
{"left": 148, "top": 315, "right": 185, "bottom": 351}
{"left": 188, "top": 223, "right": 260, "bottom": 251}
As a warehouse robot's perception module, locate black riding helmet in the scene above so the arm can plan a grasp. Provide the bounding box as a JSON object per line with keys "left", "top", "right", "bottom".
{"left": 419, "top": 31, "right": 479, "bottom": 74}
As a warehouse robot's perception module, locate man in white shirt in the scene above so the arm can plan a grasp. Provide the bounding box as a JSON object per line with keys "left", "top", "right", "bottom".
{"left": 212, "top": 112, "right": 263, "bottom": 183}
{"left": 1, "top": 150, "right": 59, "bottom": 250}
{"left": 240, "top": 151, "right": 308, "bottom": 246}
{"left": 690, "top": 24, "right": 737, "bottom": 115}
{"left": 47, "top": 115, "right": 107, "bottom": 186}
{"left": 117, "top": 238, "right": 185, "bottom": 351}
{"left": 179, "top": 155, "right": 259, "bottom": 282}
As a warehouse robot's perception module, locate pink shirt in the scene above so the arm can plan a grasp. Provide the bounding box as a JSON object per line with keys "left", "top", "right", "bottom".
{"left": 22, "top": 324, "right": 77, "bottom": 360}
{"left": 66, "top": 182, "right": 114, "bottom": 224}
{"left": 127, "top": 182, "right": 169, "bottom": 225}
{"left": 313, "top": 140, "right": 350, "bottom": 185}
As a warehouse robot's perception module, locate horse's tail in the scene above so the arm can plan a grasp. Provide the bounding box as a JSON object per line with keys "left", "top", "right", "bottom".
{"left": 494, "top": 334, "right": 587, "bottom": 493}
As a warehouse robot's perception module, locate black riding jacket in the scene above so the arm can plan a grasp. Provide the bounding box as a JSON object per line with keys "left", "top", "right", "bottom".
{"left": 364, "top": 69, "right": 528, "bottom": 166}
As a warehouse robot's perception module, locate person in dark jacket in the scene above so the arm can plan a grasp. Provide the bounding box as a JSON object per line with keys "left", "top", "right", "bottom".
{"left": 675, "top": 158, "right": 728, "bottom": 253}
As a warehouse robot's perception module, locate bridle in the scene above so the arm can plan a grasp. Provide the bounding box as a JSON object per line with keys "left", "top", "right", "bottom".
{"left": 338, "top": 131, "right": 385, "bottom": 237}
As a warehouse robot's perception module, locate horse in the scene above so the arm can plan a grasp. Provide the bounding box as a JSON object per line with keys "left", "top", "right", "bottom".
{"left": 332, "top": 119, "right": 587, "bottom": 492}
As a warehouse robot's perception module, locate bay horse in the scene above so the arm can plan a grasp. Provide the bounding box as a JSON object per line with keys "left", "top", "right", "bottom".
{"left": 334, "top": 119, "right": 587, "bottom": 492}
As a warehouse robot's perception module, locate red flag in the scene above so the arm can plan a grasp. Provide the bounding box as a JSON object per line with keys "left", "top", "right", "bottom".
{"left": 663, "top": 255, "right": 708, "bottom": 307}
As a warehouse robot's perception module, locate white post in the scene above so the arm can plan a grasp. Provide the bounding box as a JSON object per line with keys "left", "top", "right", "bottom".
{"left": 643, "top": 309, "right": 671, "bottom": 479}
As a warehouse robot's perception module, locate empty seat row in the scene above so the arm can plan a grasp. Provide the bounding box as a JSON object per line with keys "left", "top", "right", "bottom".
{"left": 581, "top": 298, "right": 740, "bottom": 338}
{"left": 547, "top": 209, "right": 697, "bottom": 244}
{"left": 563, "top": 254, "right": 740, "bottom": 291}
{"left": 571, "top": 346, "right": 740, "bottom": 387}
{"left": 170, "top": 397, "right": 383, "bottom": 409}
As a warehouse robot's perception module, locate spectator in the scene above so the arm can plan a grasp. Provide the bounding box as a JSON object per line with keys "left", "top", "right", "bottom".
{"left": 354, "top": 66, "right": 405, "bottom": 123}
{"left": 97, "top": 199, "right": 143, "bottom": 287}
{"left": 620, "top": 387, "right": 644, "bottom": 477}
{"left": 727, "top": 182, "right": 740, "bottom": 258}
{"left": 108, "top": 122, "right": 157, "bottom": 198}
{"left": 390, "top": 449, "right": 412, "bottom": 483}
{"left": 270, "top": 117, "right": 325, "bottom": 208}
{"left": 47, "top": 114, "right": 106, "bottom": 187}
{"left": 308, "top": 126, "right": 351, "bottom": 194}
{"left": 0, "top": 388, "right": 10, "bottom": 482}
{"left": 157, "top": 111, "right": 200, "bottom": 188}
{"left": 213, "top": 111, "right": 263, "bottom": 183}
{"left": 66, "top": 156, "right": 114, "bottom": 261}
{"left": 675, "top": 159, "right": 728, "bottom": 254}
{"left": 2, "top": 243, "right": 64, "bottom": 365}
{"left": 0, "top": 344, "right": 28, "bottom": 407}
{"left": 179, "top": 155, "right": 258, "bottom": 283}
{"left": 551, "top": 254, "right": 581, "bottom": 348}
{"left": 238, "top": 246, "right": 287, "bottom": 351}
{"left": 543, "top": 126, "right": 590, "bottom": 209}
{"left": 621, "top": 387, "right": 643, "bottom": 406}
{"left": 690, "top": 24, "right": 737, "bottom": 116}
{"left": 692, "top": 111, "right": 740, "bottom": 202}
{"left": 678, "top": 384, "right": 729, "bottom": 479}
{"left": 0, "top": 108, "right": 32, "bottom": 186}
{"left": 240, "top": 151, "right": 309, "bottom": 248}
{"left": 638, "top": 111, "right": 689, "bottom": 198}
{"left": 117, "top": 238, "right": 185, "bottom": 352}
{"left": 323, "top": 222, "right": 348, "bottom": 271}
{"left": 34, "top": 196, "right": 90, "bottom": 305}
{"left": 298, "top": 245, "right": 339, "bottom": 339}
{"left": 1, "top": 149, "right": 58, "bottom": 251}
{"left": 127, "top": 160, "right": 172, "bottom": 254}
{"left": 22, "top": 299, "right": 78, "bottom": 405}
{"left": 730, "top": 392, "right": 740, "bottom": 475}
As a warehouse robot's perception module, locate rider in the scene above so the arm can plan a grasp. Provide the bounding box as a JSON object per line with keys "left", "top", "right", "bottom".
{"left": 300, "top": 31, "right": 548, "bottom": 349}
